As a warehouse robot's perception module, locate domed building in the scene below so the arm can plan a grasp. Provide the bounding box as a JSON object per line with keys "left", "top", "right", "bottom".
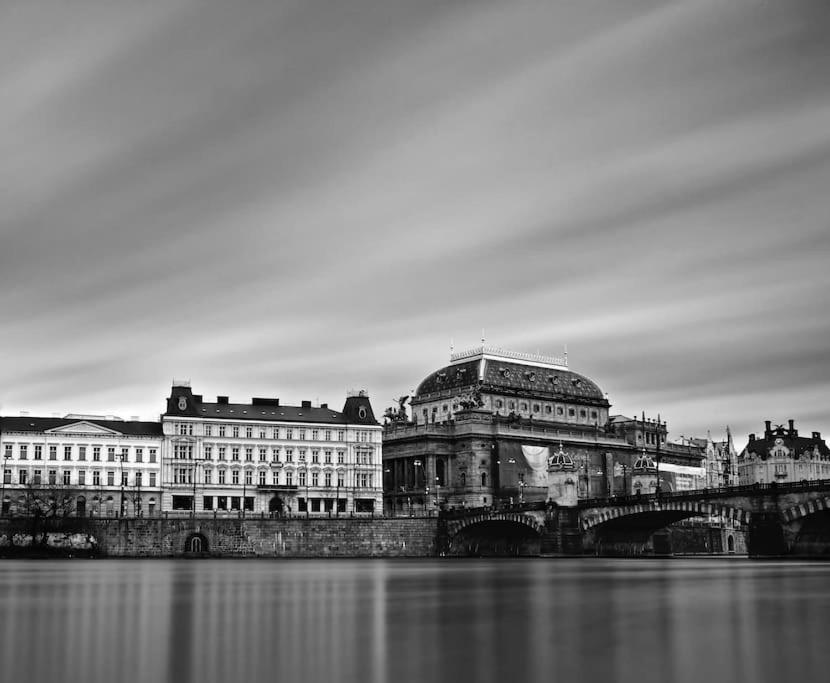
{"left": 382, "top": 345, "right": 705, "bottom": 514}
{"left": 737, "top": 420, "right": 830, "bottom": 485}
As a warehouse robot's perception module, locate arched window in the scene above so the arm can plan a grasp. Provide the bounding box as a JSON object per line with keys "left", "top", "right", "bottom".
{"left": 460, "top": 472, "right": 466, "bottom": 488}
{"left": 436, "top": 459, "right": 445, "bottom": 486}
{"left": 480, "top": 472, "right": 487, "bottom": 487}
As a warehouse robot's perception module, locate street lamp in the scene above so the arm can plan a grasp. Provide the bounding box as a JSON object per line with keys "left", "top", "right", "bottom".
{"left": 118, "top": 452, "right": 126, "bottom": 518}
{"left": 1, "top": 451, "right": 11, "bottom": 516}
{"left": 518, "top": 479, "right": 526, "bottom": 504}
{"left": 435, "top": 476, "right": 441, "bottom": 509}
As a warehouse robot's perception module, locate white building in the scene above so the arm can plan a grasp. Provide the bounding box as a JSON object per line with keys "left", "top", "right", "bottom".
{"left": 737, "top": 420, "right": 830, "bottom": 485}
{"left": 161, "top": 382, "right": 383, "bottom": 515}
{"left": 0, "top": 415, "right": 163, "bottom": 517}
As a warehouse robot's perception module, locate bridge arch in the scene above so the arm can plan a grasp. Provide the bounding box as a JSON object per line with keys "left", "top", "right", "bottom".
{"left": 779, "top": 497, "right": 830, "bottom": 523}
{"left": 446, "top": 511, "right": 544, "bottom": 538}
{"left": 581, "top": 500, "right": 751, "bottom": 531}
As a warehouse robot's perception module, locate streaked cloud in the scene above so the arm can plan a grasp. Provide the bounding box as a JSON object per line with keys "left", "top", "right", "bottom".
{"left": 1, "top": 0, "right": 829, "bottom": 445}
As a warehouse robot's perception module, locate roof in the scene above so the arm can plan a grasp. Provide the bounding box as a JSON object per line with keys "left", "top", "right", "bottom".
{"left": 742, "top": 429, "right": 830, "bottom": 460}
{"left": 164, "top": 386, "right": 380, "bottom": 426}
{"left": 415, "top": 352, "right": 606, "bottom": 403}
{"left": 0, "top": 416, "right": 162, "bottom": 436}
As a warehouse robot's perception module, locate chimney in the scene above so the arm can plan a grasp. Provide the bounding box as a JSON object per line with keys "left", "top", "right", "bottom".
{"left": 749, "top": 433, "right": 755, "bottom": 442}
{"left": 764, "top": 420, "right": 771, "bottom": 436}
{"left": 217, "top": 396, "right": 229, "bottom": 405}
{"left": 19, "top": 411, "right": 29, "bottom": 417}
{"left": 813, "top": 432, "right": 821, "bottom": 440}
{"left": 788, "top": 419, "right": 796, "bottom": 435}
{"left": 320, "top": 403, "right": 328, "bottom": 409}
{"left": 301, "top": 400, "right": 312, "bottom": 409}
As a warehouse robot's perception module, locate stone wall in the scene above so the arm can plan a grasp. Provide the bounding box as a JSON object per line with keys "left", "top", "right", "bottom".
{"left": 0, "top": 516, "right": 440, "bottom": 558}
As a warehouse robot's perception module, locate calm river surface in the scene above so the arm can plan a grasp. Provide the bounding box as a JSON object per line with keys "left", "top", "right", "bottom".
{"left": 1, "top": 558, "right": 828, "bottom": 683}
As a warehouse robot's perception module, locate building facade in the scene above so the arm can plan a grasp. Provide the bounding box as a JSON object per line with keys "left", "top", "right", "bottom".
{"left": 737, "top": 420, "right": 830, "bottom": 485}
{"left": 382, "top": 346, "right": 705, "bottom": 514}
{"left": 0, "top": 415, "right": 163, "bottom": 517}
{"left": 161, "top": 383, "right": 383, "bottom": 515}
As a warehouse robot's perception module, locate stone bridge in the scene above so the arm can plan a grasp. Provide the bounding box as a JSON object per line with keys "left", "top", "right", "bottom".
{"left": 440, "top": 504, "right": 557, "bottom": 556}
{"left": 578, "top": 480, "right": 830, "bottom": 557}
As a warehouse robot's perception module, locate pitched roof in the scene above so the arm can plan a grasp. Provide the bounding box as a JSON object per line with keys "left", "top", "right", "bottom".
{"left": 0, "top": 416, "right": 162, "bottom": 436}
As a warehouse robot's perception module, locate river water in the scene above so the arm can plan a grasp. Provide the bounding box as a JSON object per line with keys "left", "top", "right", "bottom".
{"left": 0, "top": 558, "right": 828, "bottom": 683}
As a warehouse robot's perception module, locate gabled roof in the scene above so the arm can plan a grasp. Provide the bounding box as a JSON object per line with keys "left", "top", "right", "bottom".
{"left": 0, "top": 416, "right": 162, "bottom": 437}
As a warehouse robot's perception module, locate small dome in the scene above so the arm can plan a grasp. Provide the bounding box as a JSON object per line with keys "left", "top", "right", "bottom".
{"left": 548, "top": 443, "right": 576, "bottom": 471}
{"left": 633, "top": 450, "right": 656, "bottom": 471}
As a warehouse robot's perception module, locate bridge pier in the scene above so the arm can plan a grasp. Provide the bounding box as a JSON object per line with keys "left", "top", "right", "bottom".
{"left": 747, "top": 512, "right": 787, "bottom": 557}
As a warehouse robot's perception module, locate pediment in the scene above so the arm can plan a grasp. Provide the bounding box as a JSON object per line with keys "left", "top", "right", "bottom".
{"left": 45, "top": 421, "right": 123, "bottom": 436}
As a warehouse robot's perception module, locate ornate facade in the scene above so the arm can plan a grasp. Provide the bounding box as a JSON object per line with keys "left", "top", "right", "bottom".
{"left": 382, "top": 346, "right": 705, "bottom": 514}
{"left": 737, "top": 420, "right": 830, "bottom": 485}
{"left": 0, "top": 416, "right": 163, "bottom": 517}
{"left": 162, "top": 383, "right": 383, "bottom": 515}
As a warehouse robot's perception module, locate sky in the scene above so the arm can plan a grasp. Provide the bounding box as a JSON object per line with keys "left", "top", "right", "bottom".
{"left": 1, "top": 0, "right": 829, "bottom": 445}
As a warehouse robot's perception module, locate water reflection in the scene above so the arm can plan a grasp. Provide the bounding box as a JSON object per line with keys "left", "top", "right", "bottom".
{"left": 1, "top": 559, "right": 829, "bottom": 683}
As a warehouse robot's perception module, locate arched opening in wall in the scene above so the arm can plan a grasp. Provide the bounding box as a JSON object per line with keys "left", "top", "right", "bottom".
{"left": 436, "top": 459, "right": 445, "bottom": 486}
{"left": 727, "top": 535, "right": 735, "bottom": 553}
{"left": 76, "top": 496, "right": 86, "bottom": 518}
{"left": 1, "top": 496, "right": 10, "bottom": 516}
{"left": 451, "top": 520, "right": 541, "bottom": 557}
{"left": 481, "top": 472, "right": 487, "bottom": 487}
{"left": 105, "top": 496, "right": 115, "bottom": 517}
{"left": 185, "top": 533, "right": 209, "bottom": 555}
{"left": 268, "top": 495, "right": 284, "bottom": 516}
{"left": 460, "top": 472, "right": 466, "bottom": 488}
{"left": 148, "top": 498, "right": 156, "bottom": 516}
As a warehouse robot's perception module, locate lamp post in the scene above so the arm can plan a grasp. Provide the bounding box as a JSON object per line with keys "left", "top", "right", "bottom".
{"left": 304, "top": 462, "right": 309, "bottom": 518}
{"left": 518, "top": 479, "right": 526, "bottom": 505}
{"left": 435, "top": 476, "right": 441, "bottom": 509}
{"left": 507, "top": 457, "right": 517, "bottom": 505}
{"left": 242, "top": 470, "right": 247, "bottom": 519}
{"left": 1, "top": 451, "right": 11, "bottom": 516}
{"left": 118, "top": 452, "right": 126, "bottom": 518}
{"left": 413, "top": 459, "right": 424, "bottom": 512}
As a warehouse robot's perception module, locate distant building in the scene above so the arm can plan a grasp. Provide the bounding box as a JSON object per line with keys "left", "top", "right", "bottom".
{"left": 737, "top": 420, "right": 830, "bottom": 485}
{"left": 382, "top": 345, "right": 705, "bottom": 513}
{"left": 672, "top": 428, "right": 736, "bottom": 488}
{"left": 0, "top": 415, "right": 163, "bottom": 517}
{"left": 161, "top": 383, "right": 383, "bottom": 515}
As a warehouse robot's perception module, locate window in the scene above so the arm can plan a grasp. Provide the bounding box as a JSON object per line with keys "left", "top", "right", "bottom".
{"left": 337, "top": 430, "right": 345, "bottom": 441}
{"left": 298, "top": 470, "right": 306, "bottom": 486}
{"left": 259, "top": 471, "right": 266, "bottom": 486}
{"left": 481, "top": 472, "right": 487, "bottom": 487}
{"left": 259, "top": 448, "right": 267, "bottom": 462}
{"left": 272, "top": 447, "right": 280, "bottom": 462}
{"left": 149, "top": 449, "right": 157, "bottom": 463}
{"left": 219, "top": 425, "right": 226, "bottom": 437}
{"left": 273, "top": 428, "right": 280, "bottom": 440}
{"left": 232, "top": 426, "right": 239, "bottom": 438}
{"left": 63, "top": 470, "right": 71, "bottom": 485}
{"left": 4, "top": 444, "right": 11, "bottom": 458}
{"left": 232, "top": 470, "right": 239, "bottom": 485}
{"left": 121, "top": 471, "right": 128, "bottom": 486}
{"left": 325, "top": 430, "right": 331, "bottom": 441}
{"left": 178, "top": 423, "right": 190, "bottom": 435}
{"left": 508, "top": 401, "right": 515, "bottom": 410}
{"left": 219, "top": 447, "right": 226, "bottom": 461}
{"left": 337, "top": 472, "right": 344, "bottom": 487}
{"left": 218, "top": 470, "right": 226, "bottom": 485}
{"left": 298, "top": 430, "right": 306, "bottom": 441}
{"left": 93, "top": 471, "right": 101, "bottom": 486}
{"left": 245, "top": 426, "right": 252, "bottom": 439}
{"left": 580, "top": 409, "right": 587, "bottom": 418}
{"left": 19, "top": 469, "right": 28, "bottom": 485}
{"left": 108, "top": 447, "right": 115, "bottom": 462}
{"left": 121, "top": 447, "right": 129, "bottom": 462}
{"left": 174, "top": 468, "right": 190, "bottom": 484}
{"left": 557, "top": 406, "right": 564, "bottom": 416}
{"left": 93, "top": 447, "right": 101, "bottom": 461}
{"left": 205, "top": 425, "right": 213, "bottom": 437}
{"left": 135, "top": 472, "right": 142, "bottom": 487}
{"left": 245, "top": 470, "right": 252, "bottom": 486}
{"left": 312, "top": 430, "right": 319, "bottom": 441}
{"left": 232, "top": 447, "right": 239, "bottom": 461}
{"left": 49, "top": 445, "right": 57, "bottom": 460}
{"left": 533, "top": 404, "right": 540, "bottom": 413}
{"left": 311, "top": 472, "right": 319, "bottom": 487}
{"left": 312, "top": 450, "right": 319, "bottom": 463}
{"left": 324, "top": 450, "right": 332, "bottom": 464}
{"left": 591, "top": 410, "right": 598, "bottom": 420}
{"left": 324, "top": 472, "right": 332, "bottom": 487}
{"left": 285, "top": 471, "right": 293, "bottom": 486}
{"left": 62, "top": 445, "right": 72, "bottom": 460}
{"left": 496, "top": 400, "right": 503, "bottom": 409}
{"left": 149, "top": 473, "right": 157, "bottom": 487}
{"left": 259, "top": 429, "right": 266, "bottom": 439}
{"left": 286, "top": 449, "right": 293, "bottom": 463}
{"left": 299, "top": 449, "right": 306, "bottom": 463}
{"left": 203, "top": 496, "right": 214, "bottom": 510}
{"left": 245, "top": 447, "right": 253, "bottom": 461}
{"left": 48, "top": 470, "right": 57, "bottom": 485}
{"left": 135, "top": 448, "right": 143, "bottom": 462}
{"left": 568, "top": 408, "right": 575, "bottom": 417}
{"left": 337, "top": 450, "right": 345, "bottom": 464}
{"left": 107, "top": 471, "right": 115, "bottom": 486}
{"left": 461, "top": 472, "right": 466, "bottom": 487}
{"left": 204, "top": 470, "right": 212, "bottom": 484}
{"left": 78, "top": 470, "right": 86, "bottom": 485}
{"left": 204, "top": 446, "right": 213, "bottom": 461}
{"left": 520, "top": 403, "right": 528, "bottom": 411}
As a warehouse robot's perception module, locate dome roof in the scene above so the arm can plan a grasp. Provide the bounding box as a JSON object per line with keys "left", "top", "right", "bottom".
{"left": 414, "top": 346, "right": 606, "bottom": 403}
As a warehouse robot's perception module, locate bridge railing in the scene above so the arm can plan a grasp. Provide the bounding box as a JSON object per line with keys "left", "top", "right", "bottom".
{"left": 440, "top": 501, "right": 547, "bottom": 520}
{"left": 580, "top": 478, "right": 830, "bottom": 508}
